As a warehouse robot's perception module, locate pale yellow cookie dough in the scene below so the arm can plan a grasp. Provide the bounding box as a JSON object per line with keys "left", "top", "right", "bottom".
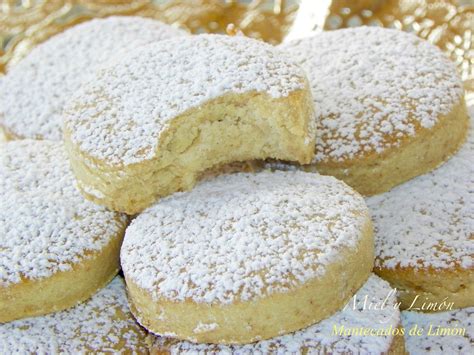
{"left": 281, "top": 27, "right": 468, "bottom": 196}
{"left": 64, "top": 34, "right": 315, "bottom": 214}
{"left": 148, "top": 275, "right": 404, "bottom": 353}
{"left": 121, "top": 171, "right": 373, "bottom": 344}
{"left": 0, "top": 277, "right": 148, "bottom": 353}
{"left": 368, "top": 107, "right": 473, "bottom": 311}
{"left": 0, "top": 140, "right": 127, "bottom": 322}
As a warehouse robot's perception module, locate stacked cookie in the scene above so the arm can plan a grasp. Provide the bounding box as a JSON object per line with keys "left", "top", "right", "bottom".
{"left": 276, "top": 27, "right": 472, "bottom": 353}
{"left": 0, "top": 15, "right": 471, "bottom": 354}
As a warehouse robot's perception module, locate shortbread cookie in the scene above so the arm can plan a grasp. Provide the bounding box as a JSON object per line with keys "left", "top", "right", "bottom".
{"left": 0, "top": 277, "right": 148, "bottom": 353}
{"left": 0, "top": 140, "right": 127, "bottom": 322}
{"left": 64, "top": 34, "right": 315, "bottom": 214}
{"left": 150, "top": 275, "right": 405, "bottom": 354}
{"left": 402, "top": 308, "right": 473, "bottom": 354}
{"left": 0, "top": 16, "right": 185, "bottom": 140}
{"left": 121, "top": 171, "right": 373, "bottom": 344}
{"left": 368, "top": 106, "right": 473, "bottom": 310}
{"left": 281, "top": 26, "right": 468, "bottom": 195}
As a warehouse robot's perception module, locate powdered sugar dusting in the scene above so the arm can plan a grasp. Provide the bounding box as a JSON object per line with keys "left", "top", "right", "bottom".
{"left": 152, "top": 275, "right": 400, "bottom": 354}
{"left": 121, "top": 171, "right": 368, "bottom": 304}
{"left": 0, "top": 277, "right": 148, "bottom": 353}
{"left": 0, "top": 16, "right": 185, "bottom": 140}
{"left": 402, "top": 308, "right": 473, "bottom": 354}
{"left": 281, "top": 27, "right": 463, "bottom": 163}
{"left": 0, "top": 140, "right": 127, "bottom": 286}
{"left": 64, "top": 34, "right": 307, "bottom": 166}
{"left": 193, "top": 323, "right": 219, "bottom": 334}
{"left": 367, "top": 101, "right": 473, "bottom": 270}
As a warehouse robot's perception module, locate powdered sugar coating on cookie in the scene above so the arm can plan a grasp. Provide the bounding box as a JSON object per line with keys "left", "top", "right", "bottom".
{"left": 0, "top": 140, "right": 127, "bottom": 286}
{"left": 367, "top": 102, "right": 473, "bottom": 270}
{"left": 65, "top": 34, "right": 307, "bottom": 166}
{"left": 0, "top": 277, "right": 147, "bottom": 353}
{"left": 152, "top": 275, "right": 400, "bottom": 354}
{"left": 281, "top": 27, "right": 464, "bottom": 163}
{"left": 0, "top": 16, "right": 185, "bottom": 140}
{"left": 402, "top": 308, "right": 473, "bottom": 354}
{"left": 121, "top": 171, "right": 369, "bottom": 304}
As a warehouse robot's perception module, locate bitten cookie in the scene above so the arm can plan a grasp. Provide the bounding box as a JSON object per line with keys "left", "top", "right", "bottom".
{"left": 64, "top": 34, "right": 315, "bottom": 214}
{"left": 367, "top": 107, "right": 473, "bottom": 311}
{"left": 121, "top": 171, "right": 373, "bottom": 344}
{"left": 402, "top": 308, "right": 473, "bottom": 354}
{"left": 150, "top": 275, "right": 405, "bottom": 354}
{"left": 280, "top": 26, "right": 468, "bottom": 195}
{"left": 0, "top": 16, "right": 185, "bottom": 140}
{"left": 0, "top": 277, "right": 148, "bottom": 353}
{"left": 0, "top": 140, "right": 127, "bottom": 322}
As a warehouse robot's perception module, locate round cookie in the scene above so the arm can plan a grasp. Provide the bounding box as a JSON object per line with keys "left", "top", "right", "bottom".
{"left": 0, "top": 16, "right": 185, "bottom": 141}
{"left": 63, "top": 34, "right": 316, "bottom": 214}
{"left": 402, "top": 308, "right": 473, "bottom": 354}
{"left": 121, "top": 171, "right": 374, "bottom": 344}
{"left": 0, "top": 140, "right": 127, "bottom": 322}
{"left": 0, "top": 277, "right": 148, "bottom": 353}
{"left": 150, "top": 275, "right": 405, "bottom": 354}
{"left": 367, "top": 104, "right": 473, "bottom": 311}
{"left": 280, "top": 26, "right": 468, "bottom": 196}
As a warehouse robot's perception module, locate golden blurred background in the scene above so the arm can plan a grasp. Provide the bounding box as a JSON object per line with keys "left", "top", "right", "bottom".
{"left": 0, "top": 0, "right": 472, "bottom": 90}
